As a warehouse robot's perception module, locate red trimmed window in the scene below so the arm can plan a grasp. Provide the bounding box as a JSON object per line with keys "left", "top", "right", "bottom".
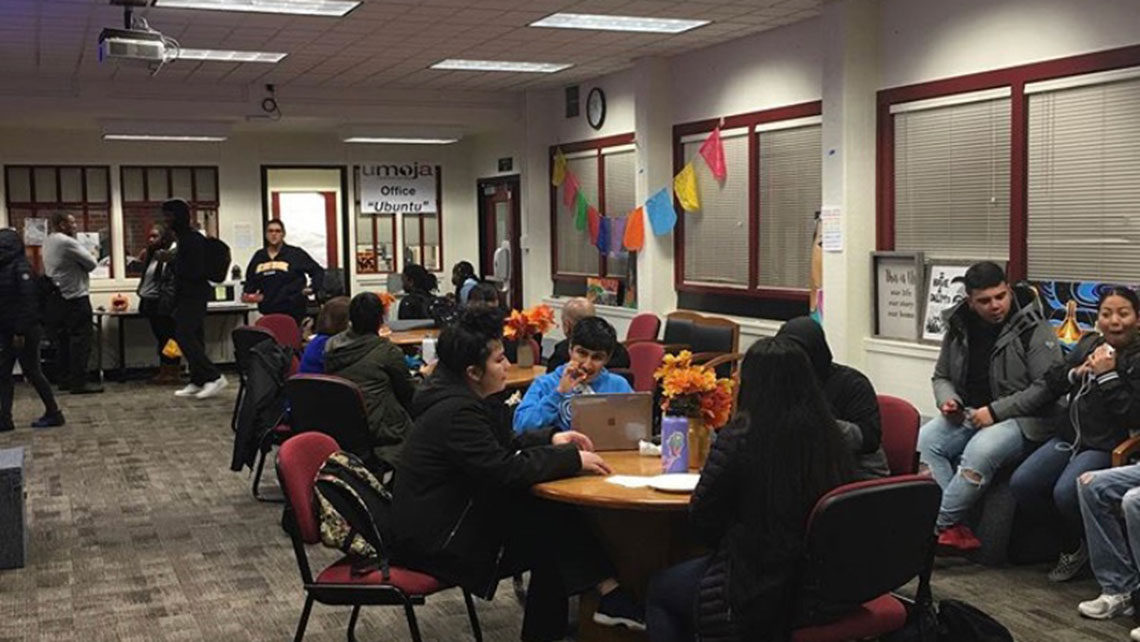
{"left": 673, "top": 102, "right": 821, "bottom": 303}
{"left": 352, "top": 165, "right": 442, "bottom": 275}
{"left": 549, "top": 134, "right": 636, "bottom": 284}
{"left": 121, "top": 166, "right": 219, "bottom": 277}
{"left": 4, "top": 165, "right": 113, "bottom": 278}
{"left": 401, "top": 165, "right": 443, "bottom": 273}
{"left": 877, "top": 44, "right": 1140, "bottom": 283}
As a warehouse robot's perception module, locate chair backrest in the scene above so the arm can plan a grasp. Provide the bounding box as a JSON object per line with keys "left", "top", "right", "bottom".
{"left": 800, "top": 476, "right": 940, "bottom": 615}
{"left": 285, "top": 374, "right": 375, "bottom": 463}
{"left": 386, "top": 272, "right": 404, "bottom": 295}
{"left": 277, "top": 432, "right": 340, "bottom": 545}
{"left": 256, "top": 313, "right": 303, "bottom": 352}
{"left": 691, "top": 315, "right": 739, "bottom": 355}
{"left": 626, "top": 313, "right": 661, "bottom": 344}
{"left": 663, "top": 311, "right": 699, "bottom": 347}
{"left": 877, "top": 395, "right": 921, "bottom": 476}
{"left": 231, "top": 325, "right": 276, "bottom": 378}
{"left": 627, "top": 341, "right": 665, "bottom": 393}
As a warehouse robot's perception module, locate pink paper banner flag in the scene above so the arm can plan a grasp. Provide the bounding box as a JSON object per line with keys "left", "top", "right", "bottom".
{"left": 699, "top": 127, "right": 727, "bottom": 182}
{"left": 608, "top": 216, "right": 626, "bottom": 257}
{"left": 562, "top": 171, "right": 580, "bottom": 207}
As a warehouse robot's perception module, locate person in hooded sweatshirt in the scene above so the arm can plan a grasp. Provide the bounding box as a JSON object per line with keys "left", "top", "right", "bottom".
{"left": 777, "top": 317, "right": 890, "bottom": 480}
{"left": 0, "top": 228, "right": 63, "bottom": 431}
{"left": 323, "top": 292, "right": 415, "bottom": 475}
{"left": 241, "top": 218, "right": 324, "bottom": 324}
{"left": 392, "top": 306, "right": 645, "bottom": 642}
{"left": 163, "top": 198, "right": 227, "bottom": 400}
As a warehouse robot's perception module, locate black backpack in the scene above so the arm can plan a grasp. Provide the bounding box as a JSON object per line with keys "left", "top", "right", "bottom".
{"left": 204, "top": 237, "right": 231, "bottom": 283}
{"left": 314, "top": 450, "right": 395, "bottom": 576}
{"left": 936, "top": 599, "right": 1013, "bottom": 642}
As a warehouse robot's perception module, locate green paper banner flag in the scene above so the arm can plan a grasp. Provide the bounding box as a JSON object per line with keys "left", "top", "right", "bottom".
{"left": 574, "top": 192, "right": 588, "bottom": 231}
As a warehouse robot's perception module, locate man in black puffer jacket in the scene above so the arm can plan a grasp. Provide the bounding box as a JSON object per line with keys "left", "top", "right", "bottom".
{"left": 0, "top": 228, "right": 63, "bottom": 430}
{"left": 777, "top": 317, "right": 890, "bottom": 479}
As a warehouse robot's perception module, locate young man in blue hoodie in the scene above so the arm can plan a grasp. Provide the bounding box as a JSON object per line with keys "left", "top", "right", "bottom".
{"left": 514, "top": 316, "right": 633, "bottom": 434}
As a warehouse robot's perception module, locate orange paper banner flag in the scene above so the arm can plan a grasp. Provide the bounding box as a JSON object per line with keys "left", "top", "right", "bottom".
{"left": 673, "top": 162, "right": 700, "bottom": 212}
{"left": 551, "top": 148, "right": 567, "bottom": 186}
{"left": 623, "top": 206, "right": 645, "bottom": 251}
{"left": 699, "top": 127, "right": 727, "bottom": 182}
{"left": 562, "top": 171, "right": 579, "bottom": 207}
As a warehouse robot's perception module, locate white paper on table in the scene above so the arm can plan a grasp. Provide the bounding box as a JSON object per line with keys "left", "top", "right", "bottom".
{"left": 605, "top": 475, "right": 654, "bottom": 488}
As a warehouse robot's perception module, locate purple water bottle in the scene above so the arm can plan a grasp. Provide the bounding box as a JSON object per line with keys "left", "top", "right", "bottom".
{"left": 660, "top": 415, "right": 689, "bottom": 473}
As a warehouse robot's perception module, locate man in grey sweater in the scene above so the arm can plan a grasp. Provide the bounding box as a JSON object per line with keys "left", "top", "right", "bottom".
{"left": 43, "top": 212, "right": 102, "bottom": 394}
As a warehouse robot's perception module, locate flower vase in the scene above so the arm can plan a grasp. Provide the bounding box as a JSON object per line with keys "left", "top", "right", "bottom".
{"left": 660, "top": 415, "right": 690, "bottom": 473}
{"left": 688, "top": 418, "right": 710, "bottom": 471}
{"left": 516, "top": 340, "right": 536, "bottom": 368}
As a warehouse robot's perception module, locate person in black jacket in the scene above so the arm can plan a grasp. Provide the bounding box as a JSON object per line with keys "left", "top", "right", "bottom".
{"left": 241, "top": 219, "right": 324, "bottom": 323}
{"left": 1011, "top": 286, "right": 1140, "bottom": 583}
{"left": 392, "top": 307, "right": 644, "bottom": 641}
{"left": 136, "top": 222, "right": 180, "bottom": 384}
{"left": 646, "top": 337, "right": 854, "bottom": 642}
{"left": 0, "top": 228, "right": 63, "bottom": 430}
{"left": 397, "top": 263, "right": 439, "bottom": 321}
{"left": 546, "top": 298, "right": 630, "bottom": 371}
{"left": 163, "top": 199, "right": 226, "bottom": 400}
{"left": 777, "top": 317, "right": 889, "bottom": 479}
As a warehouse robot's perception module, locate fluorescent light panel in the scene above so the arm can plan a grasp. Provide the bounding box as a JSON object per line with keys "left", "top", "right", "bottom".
{"left": 178, "top": 48, "right": 287, "bottom": 63}
{"left": 529, "top": 12, "right": 709, "bottom": 34}
{"left": 430, "top": 59, "right": 572, "bottom": 73}
{"left": 344, "top": 137, "right": 459, "bottom": 145}
{"left": 153, "top": 0, "right": 359, "bottom": 17}
{"left": 103, "top": 134, "right": 227, "bottom": 142}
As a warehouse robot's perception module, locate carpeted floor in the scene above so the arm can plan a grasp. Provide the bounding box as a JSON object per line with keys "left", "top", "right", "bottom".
{"left": 0, "top": 379, "right": 1135, "bottom": 641}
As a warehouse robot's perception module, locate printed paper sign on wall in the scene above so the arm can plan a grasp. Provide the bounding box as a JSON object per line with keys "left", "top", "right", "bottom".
{"left": 360, "top": 162, "right": 437, "bottom": 214}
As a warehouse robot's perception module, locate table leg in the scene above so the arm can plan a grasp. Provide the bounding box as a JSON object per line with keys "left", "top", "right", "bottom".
{"left": 95, "top": 315, "right": 104, "bottom": 385}
{"left": 118, "top": 316, "right": 127, "bottom": 381}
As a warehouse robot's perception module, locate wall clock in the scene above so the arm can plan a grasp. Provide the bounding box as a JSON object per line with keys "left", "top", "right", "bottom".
{"left": 587, "top": 87, "right": 606, "bottom": 130}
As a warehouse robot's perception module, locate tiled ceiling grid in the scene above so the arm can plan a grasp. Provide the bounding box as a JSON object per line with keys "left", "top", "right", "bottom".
{"left": 0, "top": 0, "right": 821, "bottom": 91}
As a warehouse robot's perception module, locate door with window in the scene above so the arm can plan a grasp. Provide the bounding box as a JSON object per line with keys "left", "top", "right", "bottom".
{"left": 478, "top": 176, "right": 522, "bottom": 310}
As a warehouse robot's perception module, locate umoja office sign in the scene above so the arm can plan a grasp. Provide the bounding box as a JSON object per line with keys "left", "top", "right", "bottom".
{"left": 360, "top": 163, "right": 438, "bottom": 214}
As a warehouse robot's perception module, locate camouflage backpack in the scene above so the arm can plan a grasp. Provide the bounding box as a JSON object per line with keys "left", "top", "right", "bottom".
{"left": 314, "top": 451, "right": 394, "bottom": 577}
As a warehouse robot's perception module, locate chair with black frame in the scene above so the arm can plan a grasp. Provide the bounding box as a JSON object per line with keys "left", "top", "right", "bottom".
{"left": 790, "top": 475, "right": 941, "bottom": 642}
{"left": 276, "top": 432, "right": 483, "bottom": 642}
{"left": 625, "top": 312, "right": 661, "bottom": 345}
{"left": 878, "top": 395, "right": 922, "bottom": 476}
{"left": 231, "top": 325, "right": 276, "bottom": 433}
{"left": 256, "top": 313, "right": 303, "bottom": 354}
{"left": 285, "top": 374, "right": 382, "bottom": 474}
{"left": 660, "top": 311, "right": 741, "bottom": 378}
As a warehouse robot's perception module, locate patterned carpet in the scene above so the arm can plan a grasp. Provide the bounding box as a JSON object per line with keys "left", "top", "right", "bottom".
{"left": 0, "top": 379, "right": 1135, "bottom": 641}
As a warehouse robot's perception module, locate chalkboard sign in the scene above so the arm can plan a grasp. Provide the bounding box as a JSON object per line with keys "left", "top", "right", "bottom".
{"left": 872, "top": 252, "right": 923, "bottom": 341}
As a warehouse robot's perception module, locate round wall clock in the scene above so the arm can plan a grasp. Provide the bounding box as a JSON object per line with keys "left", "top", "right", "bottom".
{"left": 586, "top": 87, "right": 606, "bottom": 130}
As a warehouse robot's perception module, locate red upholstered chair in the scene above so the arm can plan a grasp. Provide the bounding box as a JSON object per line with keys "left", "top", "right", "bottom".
{"left": 256, "top": 313, "right": 303, "bottom": 353}
{"left": 276, "top": 432, "right": 483, "bottom": 642}
{"left": 877, "top": 395, "right": 921, "bottom": 476}
{"left": 792, "top": 475, "right": 940, "bottom": 642}
{"left": 625, "top": 313, "right": 661, "bottom": 344}
{"left": 626, "top": 341, "right": 665, "bottom": 393}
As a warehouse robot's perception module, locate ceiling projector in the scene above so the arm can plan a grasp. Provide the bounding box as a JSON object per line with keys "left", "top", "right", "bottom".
{"left": 98, "top": 27, "right": 167, "bottom": 63}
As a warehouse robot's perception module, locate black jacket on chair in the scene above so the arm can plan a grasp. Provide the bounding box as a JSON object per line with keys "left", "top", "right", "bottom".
{"left": 391, "top": 367, "right": 581, "bottom": 598}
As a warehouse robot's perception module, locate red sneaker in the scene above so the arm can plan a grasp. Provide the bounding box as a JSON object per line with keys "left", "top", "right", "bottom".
{"left": 937, "top": 524, "right": 982, "bottom": 553}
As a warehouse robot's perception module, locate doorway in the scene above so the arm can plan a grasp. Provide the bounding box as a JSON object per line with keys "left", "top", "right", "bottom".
{"left": 260, "top": 166, "right": 350, "bottom": 297}
{"left": 477, "top": 175, "right": 522, "bottom": 310}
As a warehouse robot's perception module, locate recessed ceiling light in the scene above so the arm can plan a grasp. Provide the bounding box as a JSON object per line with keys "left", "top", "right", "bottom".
{"left": 343, "top": 137, "right": 460, "bottom": 145}
{"left": 430, "top": 59, "right": 572, "bottom": 74}
{"left": 177, "top": 48, "right": 287, "bottom": 63}
{"left": 529, "top": 12, "right": 710, "bottom": 34}
{"left": 152, "top": 0, "right": 360, "bottom": 17}
{"left": 103, "top": 134, "right": 227, "bottom": 142}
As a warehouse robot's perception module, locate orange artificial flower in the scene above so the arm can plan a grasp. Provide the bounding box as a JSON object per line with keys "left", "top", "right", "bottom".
{"left": 378, "top": 291, "right": 397, "bottom": 311}
{"left": 503, "top": 304, "right": 555, "bottom": 340}
{"left": 653, "top": 349, "right": 735, "bottom": 429}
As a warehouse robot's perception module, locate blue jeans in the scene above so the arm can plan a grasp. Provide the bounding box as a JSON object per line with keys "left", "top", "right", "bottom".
{"left": 1010, "top": 437, "right": 1112, "bottom": 549}
{"left": 1078, "top": 465, "right": 1140, "bottom": 595}
{"left": 647, "top": 555, "right": 711, "bottom": 642}
{"left": 917, "top": 415, "right": 1030, "bottom": 528}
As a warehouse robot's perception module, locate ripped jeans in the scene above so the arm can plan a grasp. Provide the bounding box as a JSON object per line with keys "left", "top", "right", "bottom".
{"left": 917, "top": 415, "right": 1032, "bottom": 529}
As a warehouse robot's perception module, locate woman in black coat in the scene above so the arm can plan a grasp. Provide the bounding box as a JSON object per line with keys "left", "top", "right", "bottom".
{"left": 0, "top": 228, "right": 63, "bottom": 430}
{"left": 646, "top": 337, "right": 853, "bottom": 642}
{"left": 136, "top": 223, "right": 180, "bottom": 383}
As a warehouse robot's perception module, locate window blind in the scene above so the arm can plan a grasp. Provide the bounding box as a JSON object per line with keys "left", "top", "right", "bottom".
{"left": 757, "top": 125, "right": 821, "bottom": 289}
{"left": 894, "top": 97, "right": 1011, "bottom": 260}
{"left": 682, "top": 133, "right": 749, "bottom": 286}
{"left": 604, "top": 148, "right": 636, "bottom": 278}
{"left": 1027, "top": 75, "right": 1140, "bottom": 282}
{"left": 556, "top": 155, "right": 600, "bottom": 276}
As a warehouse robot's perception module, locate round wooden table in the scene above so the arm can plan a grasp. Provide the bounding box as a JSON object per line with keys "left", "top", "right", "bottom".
{"left": 505, "top": 364, "right": 546, "bottom": 390}
{"left": 533, "top": 452, "right": 700, "bottom": 642}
